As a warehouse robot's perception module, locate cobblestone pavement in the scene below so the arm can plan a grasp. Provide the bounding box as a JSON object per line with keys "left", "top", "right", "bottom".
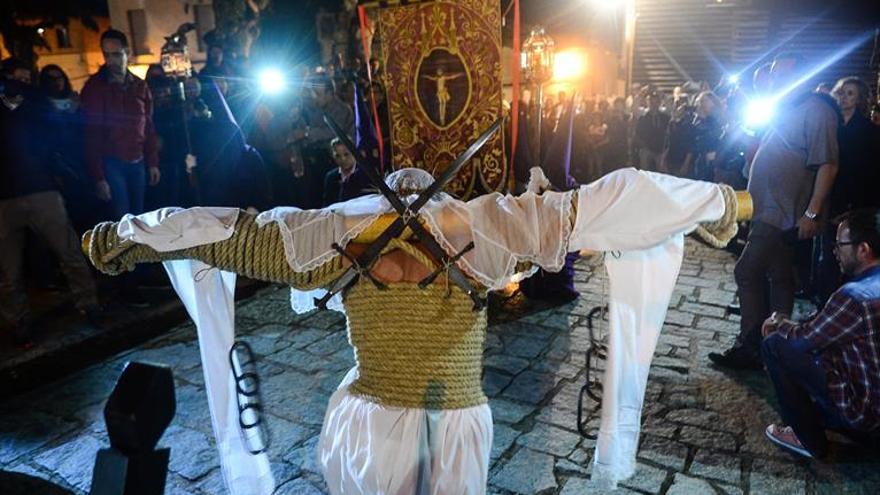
{"left": 2, "top": 239, "right": 879, "bottom": 494}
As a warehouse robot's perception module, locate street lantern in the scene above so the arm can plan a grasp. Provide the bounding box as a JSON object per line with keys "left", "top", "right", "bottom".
{"left": 521, "top": 26, "right": 555, "bottom": 163}
{"left": 522, "top": 26, "right": 555, "bottom": 84}
{"left": 160, "top": 24, "right": 196, "bottom": 79}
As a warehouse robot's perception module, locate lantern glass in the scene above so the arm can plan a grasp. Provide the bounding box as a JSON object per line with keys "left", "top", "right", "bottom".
{"left": 161, "top": 46, "right": 192, "bottom": 79}
{"left": 522, "top": 26, "right": 555, "bottom": 83}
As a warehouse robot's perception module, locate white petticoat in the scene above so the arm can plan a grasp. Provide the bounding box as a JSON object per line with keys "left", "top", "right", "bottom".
{"left": 319, "top": 368, "right": 492, "bottom": 495}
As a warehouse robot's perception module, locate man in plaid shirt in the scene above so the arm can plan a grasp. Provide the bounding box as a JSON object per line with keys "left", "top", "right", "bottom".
{"left": 760, "top": 208, "right": 880, "bottom": 458}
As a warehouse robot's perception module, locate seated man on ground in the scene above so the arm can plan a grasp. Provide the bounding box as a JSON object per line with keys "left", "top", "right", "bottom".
{"left": 761, "top": 208, "right": 880, "bottom": 458}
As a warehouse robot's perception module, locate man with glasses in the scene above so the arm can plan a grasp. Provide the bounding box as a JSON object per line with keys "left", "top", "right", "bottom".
{"left": 760, "top": 208, "right": 880, "bottom": 458}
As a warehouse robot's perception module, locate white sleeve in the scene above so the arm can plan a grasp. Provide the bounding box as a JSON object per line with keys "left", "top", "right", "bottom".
{"left": 569, "top": 168, "right": 725, "bottom": 252}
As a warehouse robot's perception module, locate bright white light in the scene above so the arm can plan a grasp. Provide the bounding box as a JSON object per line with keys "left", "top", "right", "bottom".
{"left": 37, "top": 28, "right": 45, "bottom": 35}
{"left": 591, "top": 0, "right": 625, "bottom": 12}
{"left": 258, "top": 68, "right": 285, "bottom": 94}
{"left": 745, "top": 98, "right": 776, "bottom": 128}
{"left": 727, "top": 74, "right": 739, "bottom": 84}
{"left": 554, "top": 50, "right": 587, "bottom": 81}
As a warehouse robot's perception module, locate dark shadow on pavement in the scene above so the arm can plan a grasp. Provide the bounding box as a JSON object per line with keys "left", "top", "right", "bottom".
{"left": 0, "top": 471, "right": 74, "bottom": 495}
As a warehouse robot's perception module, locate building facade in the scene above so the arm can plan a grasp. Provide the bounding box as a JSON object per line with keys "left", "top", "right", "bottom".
{"left": 105, "top": 0, "right": 216, "bottom": 79}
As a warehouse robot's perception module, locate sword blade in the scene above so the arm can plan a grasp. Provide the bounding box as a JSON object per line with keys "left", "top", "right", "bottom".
{"left": 410, "top": 118, "right": 502, "bottom": 212}
{"left": 322, "top": 114, "right": 409, "bottom": 214}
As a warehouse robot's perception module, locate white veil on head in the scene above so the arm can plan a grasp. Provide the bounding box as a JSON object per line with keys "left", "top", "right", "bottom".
{"left": 384, "top": 168, "right": 450, "bottom": 201}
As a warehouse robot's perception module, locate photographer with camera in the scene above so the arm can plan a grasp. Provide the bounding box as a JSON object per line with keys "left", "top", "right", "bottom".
{"left": 709, "top": 52, "right": 840, "bottom": 370}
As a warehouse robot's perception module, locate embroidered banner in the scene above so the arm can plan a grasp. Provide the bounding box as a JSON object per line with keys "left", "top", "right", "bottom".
{"left": 377, "top": 0, "right": 506, "bottom": 198}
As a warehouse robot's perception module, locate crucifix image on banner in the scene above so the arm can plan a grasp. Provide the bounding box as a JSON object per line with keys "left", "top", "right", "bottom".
{"left": 376, "top": 0, "right": 506, "bottom": 198}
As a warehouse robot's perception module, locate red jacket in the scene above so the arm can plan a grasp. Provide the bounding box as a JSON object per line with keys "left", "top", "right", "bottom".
{"left": 81, "top": 67, "right": 159, "bottom": 181}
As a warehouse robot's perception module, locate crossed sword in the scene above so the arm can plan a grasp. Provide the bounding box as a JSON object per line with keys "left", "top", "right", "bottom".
{"left": 315, "top": 115, "right": 502, "bottom": 311}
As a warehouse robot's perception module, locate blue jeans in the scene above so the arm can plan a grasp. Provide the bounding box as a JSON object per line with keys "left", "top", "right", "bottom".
{"left": 104, "top": 158, "right": 146, "bottom": 219}
{"left": 761, "top": 333, "right": 847, "bottom": 457}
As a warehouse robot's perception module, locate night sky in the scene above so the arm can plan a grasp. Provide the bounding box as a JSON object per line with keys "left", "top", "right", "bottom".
{"left": 252, "top": 0, "right": 880, "bottom": 62}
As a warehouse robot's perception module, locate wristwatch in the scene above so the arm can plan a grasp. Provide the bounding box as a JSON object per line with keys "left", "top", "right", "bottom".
{"left": 804, "top": 210, "right": 818, "bottom": 220}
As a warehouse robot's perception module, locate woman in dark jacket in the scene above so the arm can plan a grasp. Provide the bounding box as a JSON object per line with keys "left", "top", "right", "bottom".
{"left": 39, "top": 65, "right": 99, "bottom": 231}
{"left": 815, "top": 76, "right": 879, "bottom": 303}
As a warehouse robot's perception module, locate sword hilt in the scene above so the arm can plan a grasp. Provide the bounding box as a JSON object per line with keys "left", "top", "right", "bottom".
{"left": 418, "top": 241, "right": 475, "bottom": 289}
{"left": 332, "top": 243, "right": 387, "bottom": 290}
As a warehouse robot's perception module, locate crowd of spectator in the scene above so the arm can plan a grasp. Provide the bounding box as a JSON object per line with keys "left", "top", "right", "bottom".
{"left": 2, "top": 21, "right": 879, "bottom": 466}
{"left": 0, "top": 28, "right": 382, "bottom": 347}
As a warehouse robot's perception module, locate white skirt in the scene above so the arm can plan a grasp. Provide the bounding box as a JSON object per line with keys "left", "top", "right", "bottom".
{"left": 318, "top": 368, "right": 493, "bottom": 495}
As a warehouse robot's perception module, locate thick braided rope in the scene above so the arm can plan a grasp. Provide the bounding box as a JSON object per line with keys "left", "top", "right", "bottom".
{"left": 344, "top": 281, "right": 488, "bottom": 409}
{"left": 86, "top": 211, "right": 345, "bottom": 290}
{"left": 693, "top": 184, "right": 739, "bottom": 248}
{"left": 382, "top": 238, "right": 437, "bottom": 271}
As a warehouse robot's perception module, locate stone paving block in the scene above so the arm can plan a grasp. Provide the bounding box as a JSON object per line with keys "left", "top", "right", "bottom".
{"left": 637, "top": 436, "right": 688, "bottom": 471}
{"left": 235, "top": 333, "right": 293, "bottom": 358}
{"left": 648, "top": 365, "right": 689, "bottom": 381}
{"left": 483, "top": 332, "right": 503, "bottom": 352}
{"left": 170, "top": 385, "right": 214, "bottom": 436}
{"left": 32, "top": 364, "right": 121, "bottom": 413}
{"left": 695, "top": 316, "right": 740, "bottom": 334}
{"left": 305, "top": 332, "right": 350, "bottom": 357}
{"left": 679, "top": 426, "right": 738, "bottom": 452}
{"left": 489, "top": 447, "right": 557, "bottom": 494}
{"left": 677, "top": 275, "right": 721, "bottom": 288}
{"left": 559, "top": 476, "right": 591, "bottom": 495}
{"left": 271, "top": 461, "right": 302, "bottom": 486}
{"left": 266, "top": 415, "right": 312, "bottom": 458}
{"left": 651, "top": 355, "right": 690, "bottom": 371}
{"left": 299, "top": 310, "right": 346, "bottom": 330}
{"left": 749, "top": 458, "right": 812, "bottom": 483}
{"left": 679, "top": 301, "right": 727, "bottom": 318}
{"left": 275, "top": 477, "right": 325, "bottom": 495}
{"left": 568, "top": 443, "right": 592, "bottom": 464}
{"left": 315, "top": 368, "right": 352, "bottom": 394}
{"left": 163, "top": 425, "right": 217, "bottom": 480}
{"left": 164, "top": 473, "right": 203, "bottom": 495}
{"left": 658, "top": 334, "right": 692, "bottom": 348}
{"left": 749, "top": 472, "right": 806, "bottom": 494}
{"left": 482, "top": 370, "right": 513, "bottom": 397}
{"left": 491, "top": 424, "right": 520, "bottom": 460}
{"left": 715, "top": 484, "right": 744, "bottom": 495}
{"left": 484, "top": 354, "right": 530, "bottom": 375}
{"left": 664, "top": 309, "right": 695, "bottom": 327}
{"left": 546, "top": 335, "right": 574, "bottom": 361}
{"left": 556, "top": 458, "right": 590, "bottom": 477}
{"left": 535, "top": 404, "right": 581, "bottom": 430}
{"left": 502, "top": 370, "right": 559, "bottom": 404}
{"left": 515, "top": 423, "right": 581, "bottom": 457}
{"left": 33, "top": 434, "right": 104, "bottom": 491}
{"left": 689, "top": 450, "right": 741, "bottom": 485}
{"left": 236, "top": 299, "right": 295, "bottom": 325}
{"left": 665, "top": 408, "right": 723, "bottom": 430}
{"left": 284, "top": 328, "right": 332, "bottom": 349}
{"left": 697, "top": 288, "right": 735, "bottom": 307}
{"left": 504, "top": 335, "right": 550, "bottom": 359}
{"left": 195, "top": 467, "right": 225, "bottom": 494}
{"left": 125, "top": 342, "right": 202, "bottom": 371}
{"left": 489, "top": 398, "right": 535, "bottom": 425}
{"left": 617, "top": 462, "right": 669, "bottom": 493}
{"left": 282, "top": 436, "right": 321, "bottom": 474}
{"left": 535, "top": 312, "right": 579, "bottom": 331}
{"left": 666, "top": 473, "right": 715, "bottom": 495}
{"left": 567, "top": 476, "right": 642, "bottom": 495}
{"left": 529, "top": 360, "right": 580, "bottom": 379}
{"left": 0, "top": 411, "right": 78, "bottom": 465}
